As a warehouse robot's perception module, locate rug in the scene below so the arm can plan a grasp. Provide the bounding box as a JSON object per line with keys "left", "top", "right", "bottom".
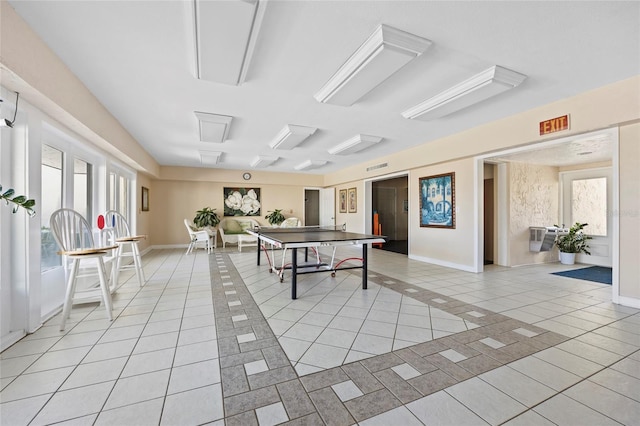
{"left": 552, "top": 266, "right": 612, "bottom": 285}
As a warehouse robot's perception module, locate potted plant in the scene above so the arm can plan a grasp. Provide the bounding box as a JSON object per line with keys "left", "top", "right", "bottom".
{"left": 265, "top": 209, "right": 285, "bottom": 226}
{"left": 555, "top": 222, "right": 592, "bottom": 265}
{"left": 193, "top": 207, "right": 220, "bottom": 232}
{"left": 1, "top": 184, "right": 36, "bottom": 216}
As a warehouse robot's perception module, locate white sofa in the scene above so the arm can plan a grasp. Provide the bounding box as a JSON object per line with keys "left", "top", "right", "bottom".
{"left": 219, "top": 217, "right": 260, "bottom": 250}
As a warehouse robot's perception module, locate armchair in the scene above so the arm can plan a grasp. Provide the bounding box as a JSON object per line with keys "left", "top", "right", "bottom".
{"left": 184, "top": 219, "right": 215, "bottom": 254}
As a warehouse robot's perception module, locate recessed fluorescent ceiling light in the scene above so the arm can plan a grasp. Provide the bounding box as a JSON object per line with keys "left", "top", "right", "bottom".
{"left": 192, "top": 0, "right": 267, "bottom": 85}
{"left": 328, "top": 134, "right": 383, "bottom": 155}
{"left": 314, "top": 24, "right": 432, "bottom": 106}
{"left": 195, "top": 112, "right": 233, "bottom": 143}
{"left": 269, "top": 124, "right": 318, "bottom": 150}
{"left": 402, "top": 65, "right": 527, "bottom": 121}
{"left": 294, "top": 160, "right": 327, "bottom": 171}
{"left": 200, "top": 150, "right": 222, "bottom": 165}
{"left": 250, "top": 155, "right": 279, "bottom": 168}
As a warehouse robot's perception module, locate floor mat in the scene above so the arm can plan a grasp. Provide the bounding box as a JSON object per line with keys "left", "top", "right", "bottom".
{"left": 552, "top": 265, "right": 612, "bottom": 285}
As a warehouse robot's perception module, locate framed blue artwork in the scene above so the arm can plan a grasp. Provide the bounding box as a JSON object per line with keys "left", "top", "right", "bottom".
{"left": 419, "top": 172, "right": 455, "bottom": 228}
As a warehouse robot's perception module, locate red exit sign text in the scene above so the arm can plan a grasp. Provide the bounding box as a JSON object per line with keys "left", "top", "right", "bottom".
{"left": 539, "top": 115, "right": 569, "bottom": 135}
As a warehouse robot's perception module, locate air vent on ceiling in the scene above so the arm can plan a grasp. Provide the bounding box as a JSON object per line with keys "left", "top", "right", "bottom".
{"left": 366, "top": 162, "right": 388, "bottom": 172}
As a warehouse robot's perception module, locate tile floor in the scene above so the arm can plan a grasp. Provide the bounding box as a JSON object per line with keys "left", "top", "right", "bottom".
{"left": 1, "top": 245, "right": 639, "bottom": 425}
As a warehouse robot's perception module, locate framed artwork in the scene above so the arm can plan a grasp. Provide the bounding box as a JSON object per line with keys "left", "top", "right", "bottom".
{"left": 141, "top": 187, "right": 149, "bottom": 212}
{"left": 348, "top": 187, "right": 357, "bottom": 213}
{"left": 419, "top": 172, "right": 455, "bottom": 228}
{"left": 224, "top": 187, "right": 261, "bottom": 216}
{"left": 339, "top": 189, "right": 347, "bottom": 213}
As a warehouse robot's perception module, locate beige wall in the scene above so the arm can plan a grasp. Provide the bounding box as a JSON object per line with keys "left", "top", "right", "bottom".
{"left": 148, "top": 168, "right": 322, "bottom": 246}
{"left": 336, "top": 182, "right": 365, "bottom": 233}
{"left": 409, "top": 158, "right": 475, "bottom": 268}
{"left": 508, "top": 162, "right": 559, "bottom": 266}
{"left": 136, "top": 173, "right": 153, "bottom": 252}
{"left": 619, "top": 123, "right": 640, "bottom": 299}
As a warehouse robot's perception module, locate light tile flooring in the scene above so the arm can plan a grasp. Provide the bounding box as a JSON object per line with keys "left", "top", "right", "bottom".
{"left": 1, "top": 246, "right": 639, "bottom": 425}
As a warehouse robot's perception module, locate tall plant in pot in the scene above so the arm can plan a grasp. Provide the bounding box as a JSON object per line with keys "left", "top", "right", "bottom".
{"left": 555, "top": 222, "right": 592, "bottom": 265}
{"left": 193, "top": 207, "right": 220, "bottom": 233}
{"left": 265, "top": 209, "right": 285, "bottom": 226}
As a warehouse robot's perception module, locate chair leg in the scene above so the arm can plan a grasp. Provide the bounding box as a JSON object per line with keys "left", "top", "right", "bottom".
{"left": 131, "top": 242, "right": 145, "bottom": 286}
{"left": 97, "top": 258, "right": 114, "bottom": 321}
{"left": 60, "top": 259, "right": 80, "bottom": 331}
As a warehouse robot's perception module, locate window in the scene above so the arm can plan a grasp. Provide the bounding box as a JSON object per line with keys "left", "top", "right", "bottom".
{"left": 41, "top": 144, "right": 63, "bottom": 271}
{"left": 73, "top": 158, "right": 93, "bottom": 221}
{"left": 571, "top": 177, "right": 607, "bottom": 236}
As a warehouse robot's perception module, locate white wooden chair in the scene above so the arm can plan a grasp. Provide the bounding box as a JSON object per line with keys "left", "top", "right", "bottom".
{"left": 184, "top": 219, "right": 215, "bottom": 254}
{"left": 280, "top": 217, "right": 302, "bottom": 227}
{"left": 49, "top": 208, "right": 117, "bottom": 331}
{"left": 104, "top": 210, "right": 146, "bottom": 287}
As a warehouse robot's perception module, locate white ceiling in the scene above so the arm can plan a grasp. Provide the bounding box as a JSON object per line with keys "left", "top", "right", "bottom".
{"left": 7, "top": 1, "right": 640, "bottom": 174}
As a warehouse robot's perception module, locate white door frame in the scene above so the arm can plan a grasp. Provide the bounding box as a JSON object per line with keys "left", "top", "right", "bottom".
{"left": 474, "top": 127, "right": 619, "bottom": 301}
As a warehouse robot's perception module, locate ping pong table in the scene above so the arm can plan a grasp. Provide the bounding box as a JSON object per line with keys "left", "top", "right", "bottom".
{"left": 247, "top": 225, "right": 385, "bottom": 299}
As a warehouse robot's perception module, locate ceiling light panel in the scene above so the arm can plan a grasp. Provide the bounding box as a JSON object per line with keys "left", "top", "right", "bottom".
{"left": 193, "top": 0, "right": 267, "bottom": 85}
{"left": 294, "top": 160, "right": 327, "bottom": 171}
{"left": 269, "top": 124, "right": 318, "bottom": 150}
{"left": 402, "top": 65, "right": 527, "bottom": 121}
{"left": 195, "top": 112, "right": 233, "bottom": 143}
{"left": 314, "top": 24, "right": 432, "bottom": 106}
{"left": 328, "top": 134, "right": 383, "bottom": 155}
{"left": 200, "top": 150, "right": 222, "bottom": 165}
{"left": 250, "top": 155, "right": 279, "bottom": 168}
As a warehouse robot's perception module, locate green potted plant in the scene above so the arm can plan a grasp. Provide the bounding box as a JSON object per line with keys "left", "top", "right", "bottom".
{"left": 555, "top": 222, "right": 592, "bottom": 265}
{"left": 265, "top": 209, "right": 285, "bottom": 226}
{"left": 193, "top": 207, "right": 220, "bottom": 230}
{"left": 1, "top": 184, "right": 36, "bottom": 217}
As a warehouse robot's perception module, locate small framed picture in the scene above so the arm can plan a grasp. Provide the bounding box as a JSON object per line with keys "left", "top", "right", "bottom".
{"left": 348, "top": 187, "right": 357, "bottom": 213}
{"left": 141, "top": 186, "right": 149, "bottom": 212}
{"left": 339, "top": 189, "right": 347, "bottom": 213}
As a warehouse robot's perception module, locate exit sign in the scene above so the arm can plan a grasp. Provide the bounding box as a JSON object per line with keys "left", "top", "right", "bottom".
{"left": 539, "top": 115, "right": 570, "bottom": 135}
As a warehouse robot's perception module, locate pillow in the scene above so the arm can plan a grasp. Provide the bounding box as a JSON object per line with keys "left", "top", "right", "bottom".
{"left": 224, "top": 219, "right": 243, "bottom": 234}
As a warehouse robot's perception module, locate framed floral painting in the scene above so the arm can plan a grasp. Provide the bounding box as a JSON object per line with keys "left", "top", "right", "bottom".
{"left": 224, "top": 187, "right": 261, "bottom": 216}
{"left": 339, "top": 189, "right": 347, "bottom": 213}
{"left": 348, "top": 187, "right": 357, "bottom": 213}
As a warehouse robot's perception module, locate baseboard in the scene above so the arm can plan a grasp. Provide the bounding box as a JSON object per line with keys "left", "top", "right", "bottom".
{"left": 408, "top": 254, "right": 477, "bottom": 273}
{"left": 613, "top": 294, "right": 640, "bottom": 309}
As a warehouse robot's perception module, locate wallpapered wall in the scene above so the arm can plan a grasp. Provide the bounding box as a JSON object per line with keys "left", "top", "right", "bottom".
{"left": 508, "top": 162, "right": 560, "bottom": 266}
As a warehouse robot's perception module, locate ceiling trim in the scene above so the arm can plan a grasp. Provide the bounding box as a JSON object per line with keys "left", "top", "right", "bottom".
{"left": 294, "top": 159, "right": 327, "bottom": 171}
{"left": 195, "top": 111, "right": 233, "bottom": 143}
{"left": 200, "top": 150, "right": 222, "bottom": 165}
{"left": 314, "top": 24, "right": 432, "bottom": 106}
{"left": 250, "top": 155, "right": 279, "bottom": 168}
{"left": 269, "top": 124, "right": 318, "bottom": 150}
{"left": 328, "top": 134, "right": 383, "bottom": 155}
{"left": 193, "top": 0, "right": 268, "bottom": 85}
{"left": 402, "top": 65, "right": 527, "bottom": 121}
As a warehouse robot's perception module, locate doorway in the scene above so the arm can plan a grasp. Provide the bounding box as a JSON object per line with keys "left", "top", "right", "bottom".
{"left": 372, "top": 176, "right": 408, "bottom": 255}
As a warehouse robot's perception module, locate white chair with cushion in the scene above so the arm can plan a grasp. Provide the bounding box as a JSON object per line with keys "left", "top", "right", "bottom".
{"left": 280, "top": 217, "right": 302, "bottom": 227}
{"left": 104, "top": 210, "right": 146, "bottom": 288}
{"left": 184, "top": 219, "right": 215, "bottom": 254}
{"left": 50, "top": 208, "right": 116, "bottom": 331}
{"left": 219, "top": 217, "right": 259, "bottom": 251}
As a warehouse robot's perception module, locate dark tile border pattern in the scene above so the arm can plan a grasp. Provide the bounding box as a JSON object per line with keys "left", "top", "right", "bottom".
{"left": 210, "top": 253, "right": 570, "bottom": 424}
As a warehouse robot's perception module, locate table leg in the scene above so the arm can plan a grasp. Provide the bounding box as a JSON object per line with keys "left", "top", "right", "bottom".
{"left": 257, "top": 238, "right": 261, "bottom": 266}
{"left": 292, "top": 247, "right": 298, "bottom": 299}
{"left": 362, "top": 244, "right": 368, "bottom": 290}
{"left": 304, "top": 247, "right": 308, "bottom": 262}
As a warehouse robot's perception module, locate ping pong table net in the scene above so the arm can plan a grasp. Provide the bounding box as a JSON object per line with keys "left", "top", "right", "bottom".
{"left": 255, "top": 224, "right": 347, "bottom": 233}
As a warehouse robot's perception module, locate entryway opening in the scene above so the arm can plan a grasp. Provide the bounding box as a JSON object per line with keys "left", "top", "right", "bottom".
{"left": 372, "top": 175, "right": 408, "bottom": 255}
